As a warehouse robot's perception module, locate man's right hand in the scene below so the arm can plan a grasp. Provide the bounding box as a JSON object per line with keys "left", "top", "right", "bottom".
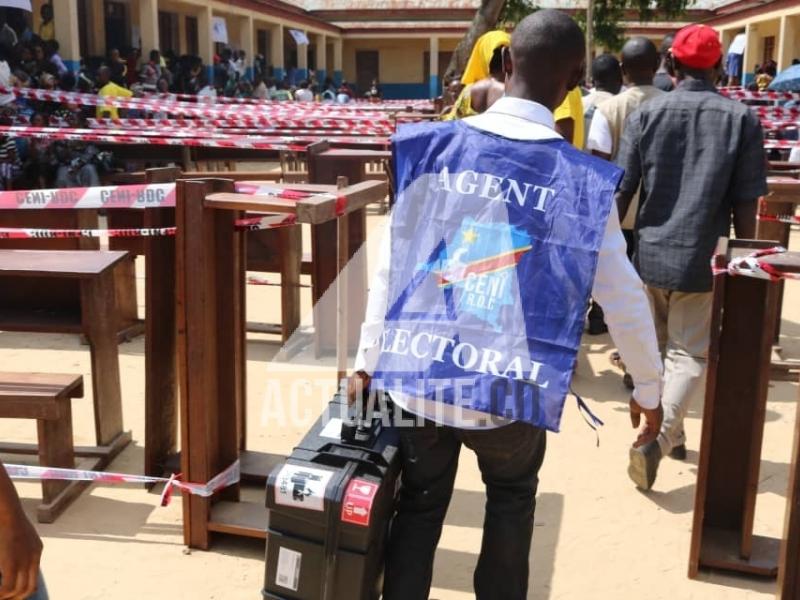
{"left": 346, "top": 370, "right": 371, "bottom": 406}
{"left": 629, "top": 398, "right": 664, "bottom": 449}
{"left": 0, "top": 508, "right": 43, "bottom": 600}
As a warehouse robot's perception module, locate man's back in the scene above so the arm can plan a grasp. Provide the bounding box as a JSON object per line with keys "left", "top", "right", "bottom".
{"left": 617, "top": 79, "right": 766, "bottom": 292}
{"left": 597, "top": 85, "right": 662, "bottom": 159}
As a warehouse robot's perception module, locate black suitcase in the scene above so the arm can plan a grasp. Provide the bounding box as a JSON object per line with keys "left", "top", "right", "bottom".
{"left": 263, "top": 392, "right": 400, "bottom": 600}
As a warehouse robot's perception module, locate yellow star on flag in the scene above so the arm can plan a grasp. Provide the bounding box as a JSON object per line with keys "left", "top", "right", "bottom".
{"left": 463, "top": 228, "right": 478, "bottom": 244}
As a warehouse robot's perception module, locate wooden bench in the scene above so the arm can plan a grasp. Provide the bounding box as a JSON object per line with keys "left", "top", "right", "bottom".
{"left": 0, "top": 372, "right": 87, "bottom": 523}
{"left": 0, "top": 249, "right": 131, "bottom": 465}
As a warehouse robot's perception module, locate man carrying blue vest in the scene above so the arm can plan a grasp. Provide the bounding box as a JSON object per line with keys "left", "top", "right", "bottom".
{"left": 349, "top": 10, "right": 664, "bottom": 600}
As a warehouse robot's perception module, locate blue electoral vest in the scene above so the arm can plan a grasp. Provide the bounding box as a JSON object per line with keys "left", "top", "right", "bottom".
{"left": 372, "top": 119, "right": 622, "bottom": 432}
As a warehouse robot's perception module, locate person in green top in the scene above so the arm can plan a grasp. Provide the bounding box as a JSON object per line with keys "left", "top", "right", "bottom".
{"left": 270, "top": 81, "right": 293, "bottom": 102}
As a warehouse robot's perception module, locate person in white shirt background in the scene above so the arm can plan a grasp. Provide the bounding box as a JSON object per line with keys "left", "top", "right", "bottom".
{"left": 586, "top": 37, "right": 664, "bottom": 391}
{"left": 294, "top": 80, "right": 314, "bottom": 102}
{"left": 582, "top": 53, "right": 623, "bottom": 139}
{"left": 348, "top": 9, "right": 663, "bottom": 600}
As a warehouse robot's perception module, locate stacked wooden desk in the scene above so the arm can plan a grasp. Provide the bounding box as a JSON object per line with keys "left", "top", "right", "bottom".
{"left": 174, "top": 177, "right": 387, "bottom": 549}
{"left": 689, "top": 240, "right": 800, "bottom": 600}
{"left": 757, "top": 177, "right": 800, "bottom": 378}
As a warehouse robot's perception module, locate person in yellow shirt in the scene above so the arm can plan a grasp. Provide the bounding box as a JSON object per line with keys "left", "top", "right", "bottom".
{"left": 38, "top": 4, "right": 55, "bottom": 42}
{"left": 553, "top": 86, "right": 585, "bottom": 148}
{"left": 96, "top": 66, "right": 133, "bottom": 119}
{"left": 444, "top": 30, "right": 510, "bottom": 120}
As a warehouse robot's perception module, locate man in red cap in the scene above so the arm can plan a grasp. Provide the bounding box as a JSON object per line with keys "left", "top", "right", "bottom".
{"left": 616, "top": 23, "right": 767, "bottom": 491}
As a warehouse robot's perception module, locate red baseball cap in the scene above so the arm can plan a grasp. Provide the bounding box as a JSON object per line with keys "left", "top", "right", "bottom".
{"left": 671, "top": 24, "right": 722, "bottom": 69}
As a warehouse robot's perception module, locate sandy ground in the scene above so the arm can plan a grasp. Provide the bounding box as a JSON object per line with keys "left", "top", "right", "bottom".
{"left": 0, "top": 211, "right": 798, "bottom": 600}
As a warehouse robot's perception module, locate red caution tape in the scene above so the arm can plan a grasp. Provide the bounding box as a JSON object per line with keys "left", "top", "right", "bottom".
{"left": 712, "top": 246, "right": 800, "bottom": 281}
{"left": 757, "top": 212, "right": 800, "bottom": 225}
{"left": 6, "top": 459, "right": 240, "bottom": 507}
{"left": 720, "top": 89, "right": 800, "bottom": 101}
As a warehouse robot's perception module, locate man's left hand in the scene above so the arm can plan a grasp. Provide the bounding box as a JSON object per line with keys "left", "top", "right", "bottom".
{"left": 629, "top": 398, "right": 663, "bottom": 448}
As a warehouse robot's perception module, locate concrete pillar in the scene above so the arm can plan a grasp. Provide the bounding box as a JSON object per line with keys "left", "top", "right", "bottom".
{"left": 52, "top": 0, "right": 80, "bottom": 72}
{"left": 177, "top": 11, "right": 187, "bottom": 55}
{"left": 429, "top": 36, "right": 440, "bottom": 99}
{"left": 198, "top": 6, "right": 214, "bottom": 82}
{"left": 778, "top": 15, "right": 797, "bottom": 73}
{"left": 297, "top": 31, "right": 308, "bottom": 82}
{"left": 139, "top": 0, "right": 160, "bottom": 55}
{"left": 316, "top": 33, "right": 327, "bottom": 84}
{"left": 333, "top": 37, "right": 343, "bottom": 85}
{"left": 89, "top": 0, "right": 106, "bottom": 56}
{"left": 241, "top": 15, "right": 254, "bottom": 79}
{"left": 271, "top": 23, "right": 285, "bottom": 81}
{"left": 743, "top": 22, "right": 759, "bottom": 86}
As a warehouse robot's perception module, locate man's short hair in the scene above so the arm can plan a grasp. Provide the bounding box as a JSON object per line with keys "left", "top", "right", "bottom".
{"left": 511, "top": 10, "right": 586, "bottom": 66}
{"left": 592, "top": 53, "right": 621, "bottom": 84}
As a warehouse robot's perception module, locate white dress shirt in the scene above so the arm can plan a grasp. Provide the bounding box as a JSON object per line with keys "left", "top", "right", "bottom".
{"left": 586, "top": 110, "right": 613, "bottom": 156}
{"left": 354, "top": 96, "right": 662, "bottom": 428}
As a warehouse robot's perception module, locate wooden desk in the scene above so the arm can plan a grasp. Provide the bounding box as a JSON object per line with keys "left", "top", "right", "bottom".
{"left": 307, "top": 142, "right": 391, "bottom": 355}
{"left": 0, "top": 209, "right": 142, "bottom": 342}
{"left": 175, "top": 178, "right": 387, "bottom": 549}
{"left": 689, "top": 239, "right": 800, "bottom": 584}
{"left": 0, "top": 249, "right": 131, "bottom": 465}
{"left": 769, "top": 162, "right": 800, "bottom": 178}
{"left": 757, "top": 178, "right": 800, "bottom": 378}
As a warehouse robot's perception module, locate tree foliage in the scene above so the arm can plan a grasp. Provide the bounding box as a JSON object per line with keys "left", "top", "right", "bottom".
{"left": 498, "top": 0, "right": 537, "bottom": 27}
{"left": 576, "top": 0, "right": 690, "bottom": 52}
{"left": 444, "top": 0, "right": 508, "bottom": 81}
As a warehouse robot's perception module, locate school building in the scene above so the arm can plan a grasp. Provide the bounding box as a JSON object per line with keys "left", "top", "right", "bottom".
{"left": 24, "top": 0, "right": 800, "bottom": 98}
{"left": 706, "top": 0, "right": 800, "bottom": 83}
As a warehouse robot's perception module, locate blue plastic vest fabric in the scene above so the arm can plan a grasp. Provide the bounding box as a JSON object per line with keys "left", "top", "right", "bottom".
{"left": 372, "top": 120, "right": 623, "bottom": 432}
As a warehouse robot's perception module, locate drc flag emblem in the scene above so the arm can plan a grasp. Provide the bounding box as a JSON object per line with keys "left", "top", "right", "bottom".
{"left": 433, "top": 218, "right": 532, "bottom": 331}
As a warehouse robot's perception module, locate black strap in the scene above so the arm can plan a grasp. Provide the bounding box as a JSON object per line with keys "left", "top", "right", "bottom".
{"left": 571, "top": 386, "right": 604, "bottom": 447}
{"left": 320, "top": 461, "right": 357, "bottom": 600}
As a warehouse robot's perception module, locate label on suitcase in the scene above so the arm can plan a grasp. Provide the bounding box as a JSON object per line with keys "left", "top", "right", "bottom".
{"left": 274, "top": 464, "right": 335, "bottom": 512}
{"left": 276, "top": 547, "right": 302, "bottom": 592}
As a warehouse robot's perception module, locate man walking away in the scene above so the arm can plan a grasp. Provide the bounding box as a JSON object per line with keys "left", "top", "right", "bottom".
{"left": 587, "top": 37, "right": 662, "bottom": 165}
{"left": 587, "top": 37, "right": 663, "bottom": 388}
{"left": 617, "top": 24, "right": 767, "bottom": 490}
{"left": 351, "top": 10, "right": 663, "bottom": 600}
{"left": 582, "top": 53, "right": 623, "bottom": 136}
{"left": 653, "top": 34, "right": 676, "bottom": 91}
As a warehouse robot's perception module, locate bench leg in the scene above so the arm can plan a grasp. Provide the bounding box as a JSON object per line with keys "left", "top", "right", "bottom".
{"left": 279, "top": 226, "right": 301, "bottom": 344}
{"left": 36, "top": 406, "right": 85, "bottom": 523}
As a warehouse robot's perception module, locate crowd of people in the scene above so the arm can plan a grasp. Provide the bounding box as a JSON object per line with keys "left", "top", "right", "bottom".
{"left": 0, "top": 3, "right": 376, "bottom": 191}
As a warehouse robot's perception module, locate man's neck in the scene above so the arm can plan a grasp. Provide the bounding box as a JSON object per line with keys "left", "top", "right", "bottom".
{"left": 677, "top": 72, "right": 714, "bottom": 86}
{"left": 505, "top": 82, "right": 559, "bottom": 112}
